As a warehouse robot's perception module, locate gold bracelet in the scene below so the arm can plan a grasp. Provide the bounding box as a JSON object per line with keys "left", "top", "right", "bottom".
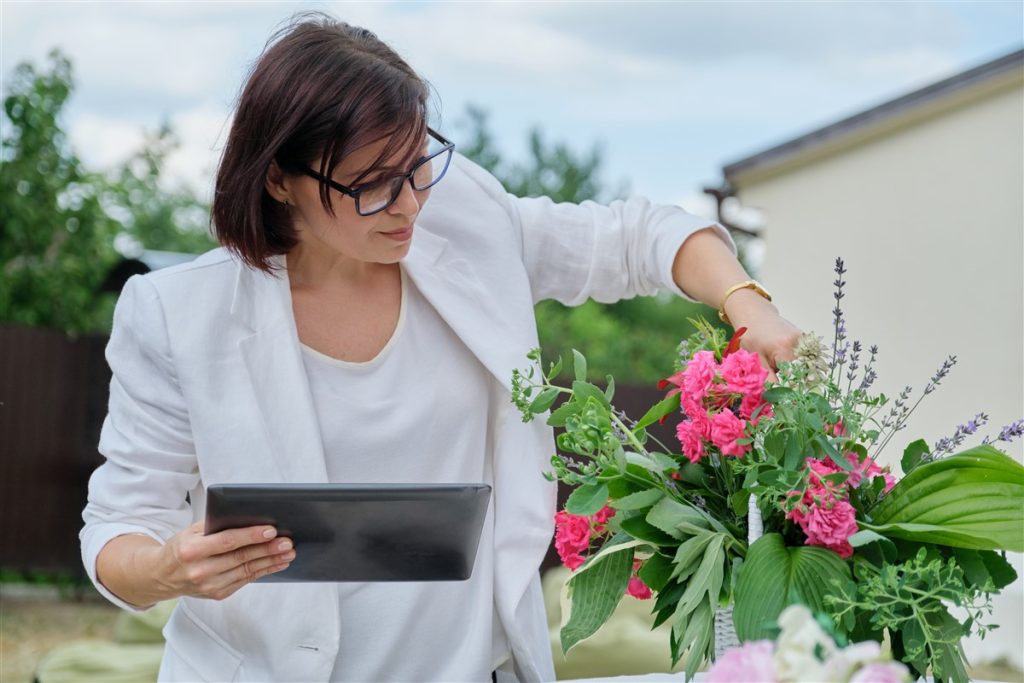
{"left": 718, "top": 280, "right": 773, "bottom": 326}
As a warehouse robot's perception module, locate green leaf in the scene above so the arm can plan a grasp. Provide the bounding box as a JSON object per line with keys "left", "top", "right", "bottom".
{"left": 611, "top": 488, "right": 664, "bottom": 511}
{"left": 901, "top": 439, "right": 930, "bottom": 475}
{"left": 979, "top": 550, "right": 1018, "bottom": 590}
{"left": 605, "top": 375, "right": 615, "bottom": 402}
{"left": 547, "top": 400, "right": 578, "bottom": 427}
{"left": 647, "top": 497, "right": 709, "bottom": 539}
{"left": 733, "top": 533, "right": 853, "bottom": 641}
{"left": 784, "top": 432, "right": 805, "bottom": 471}
{"left": 560, "top": 546, "right": 634, "bottom": 653}
{"left": 681, "top": 598, "right": 714, "bottom": 681}
{"left": 730, "top": 490, "right": 750, "bottom": 517}
{"left": 572, "top": 349, "right": 587, "bottom": 382}
{"left": 869, "top": 445, "right": 1024, "bottom": 552}
{"left": 565, "top": 482, "right": 609, "bottom": 516}
{"left": 637, "top": 551, "right": 675, "bottom": 592}
{"left": 762, "top": 386, "right": 795, "bottom": 404}
{"left": 620, "top": 515, "right": 679, "bottom": 545}
{"left": 546, "top": 356, "right": 563, "bottom": 381}
{"left": 528, "top": 387, "right": 559, "bottom": 413}
{"left": 572, "top": 380, "right": 610, "bottom": 409}
{"left": 670, "top": 533, "right": 715, "bottom": 581}
{"left": 634, "top": 393, "right": 681, "bottom": 432}
{"left": 763, "top": 430, "right": 786, "bottom": 462}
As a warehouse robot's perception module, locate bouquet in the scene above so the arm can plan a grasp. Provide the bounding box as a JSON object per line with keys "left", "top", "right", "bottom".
{"left": 512, "top": 258, "right": 1023, "bottom": 682}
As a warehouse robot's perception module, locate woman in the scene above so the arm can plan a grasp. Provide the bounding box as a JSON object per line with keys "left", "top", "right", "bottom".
{"left": 81, "top": 13, "right": 801, "bottom": 683}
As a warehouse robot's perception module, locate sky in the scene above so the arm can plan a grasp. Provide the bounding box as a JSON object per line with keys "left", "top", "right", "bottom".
{"left": 1, "top": 1, "right": 1021, "bottom": 223}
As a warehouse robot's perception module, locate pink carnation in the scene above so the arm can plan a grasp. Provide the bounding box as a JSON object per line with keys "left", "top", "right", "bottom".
{"left": 554, "top": 510, "right": 592, "bottom": 570}
{"left": 561, "top": 552, "right": 585, "bottom": 571}
{"left": 720, "top": 349, "right": 769, "bottom": 398}
{"left": 788, "top": 495, "right": 858, "bottom": 558}
{"left": 682, "top": 350, "right": 718, "bottom": 402}
{"left": 676, "top": 419, "right": 707, "bottom": 463}
{"left": 706, "top": 640, "right": 777, "bottom": 682}
{"left": 625, "top": 559, "right": 653, "bottom": 599}
{"left": 626, "top": 575, "right": 652, "bottom": 600}
{"left": 710, "top": 410, "right": 751, "bottom": 457}
{"left": 592, "top": 505, "right": 616, "bottom": 533}
{"left": 739, "top": 393, "right": 774, "bottom": 425}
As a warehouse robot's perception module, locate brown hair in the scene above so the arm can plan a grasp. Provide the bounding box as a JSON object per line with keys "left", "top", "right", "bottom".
{"left": 212, "top": 13, "right": 430, "bottom": 272}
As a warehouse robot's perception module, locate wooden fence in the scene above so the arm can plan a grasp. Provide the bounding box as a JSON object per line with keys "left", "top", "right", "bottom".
{"left": 0, "top": 323, "right": 674, "bottom": 578}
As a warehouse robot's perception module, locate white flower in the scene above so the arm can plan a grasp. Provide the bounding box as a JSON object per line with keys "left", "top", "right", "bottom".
{"left": 821, "top": 640, "right": 882, "bottom": 681}
{"left": 773, "top": 605, "right": 836, "bottom": 682}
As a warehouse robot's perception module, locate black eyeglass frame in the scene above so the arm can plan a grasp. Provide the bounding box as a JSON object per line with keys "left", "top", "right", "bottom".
{"left": 300, "top": 127, "right": 455, "bottom": 216}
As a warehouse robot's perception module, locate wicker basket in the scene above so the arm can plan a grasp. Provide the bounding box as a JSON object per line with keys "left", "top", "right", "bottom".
{"left": 713, "top": 494, "right": 763, "bottom": 660}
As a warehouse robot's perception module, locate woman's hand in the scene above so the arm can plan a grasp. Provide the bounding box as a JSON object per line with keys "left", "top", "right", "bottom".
{"left": 149, "top": 522, "right": 295, "bottom": 601}
{"left": 97, "top": 522, "right": 295, "bottom": 608}
{"left": 723, "top": 288, "right": 802, "bottom": 380}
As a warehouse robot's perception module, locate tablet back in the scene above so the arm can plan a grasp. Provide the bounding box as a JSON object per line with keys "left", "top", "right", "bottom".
{"left": 205, "top": 483, "right": 491, "bottom": 582}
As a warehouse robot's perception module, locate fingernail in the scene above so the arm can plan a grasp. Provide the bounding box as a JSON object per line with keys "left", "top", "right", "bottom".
{"left": 283, "top": 551, "right": 296, "bottom": 561}
{"left": 277, "top": 539, "right": 292, "bottom": 551}
{"left": 263, "top": 528, "right": 276, "bottom": 539}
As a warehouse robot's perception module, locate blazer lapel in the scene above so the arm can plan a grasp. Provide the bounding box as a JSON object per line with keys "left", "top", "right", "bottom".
{"left": 233, "top": 256, "right": 328, "bottom": 484}
{"left": 402, "top": 229, "right": 537, "bottom": 392}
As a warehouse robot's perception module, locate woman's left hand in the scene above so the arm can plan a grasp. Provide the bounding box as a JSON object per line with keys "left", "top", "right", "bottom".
{"left": 723, "top": 289, "right": 802, "bottom": 380}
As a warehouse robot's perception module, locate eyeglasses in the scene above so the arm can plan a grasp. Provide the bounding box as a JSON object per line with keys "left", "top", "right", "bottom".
{"left": 301, "top": 128, "right": 454, "bottom": 216}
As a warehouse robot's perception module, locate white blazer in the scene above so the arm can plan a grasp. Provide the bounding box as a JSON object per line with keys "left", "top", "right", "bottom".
{"left": 81, "top": 154, "right": 734, "bottom": 682}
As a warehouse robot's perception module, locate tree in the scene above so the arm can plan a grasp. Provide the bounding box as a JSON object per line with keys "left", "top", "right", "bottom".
{"left": 1, "top": 51, "right": 215, "bottom": 335}
{"left": 454, "top": 107, "right": 730, "bottom": 384}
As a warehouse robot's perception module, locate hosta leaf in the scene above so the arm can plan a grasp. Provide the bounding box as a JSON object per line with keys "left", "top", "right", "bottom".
{"left": 869, "top": 446, "right": 1024, "bottom": 552}
{"left": 733, "top": 533, "right": 852, "bottom": 641}
{"left": 559, "top": 545, "right": 634, "bottom": 653}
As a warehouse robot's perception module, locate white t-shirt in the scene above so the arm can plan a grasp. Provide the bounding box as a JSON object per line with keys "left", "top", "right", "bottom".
{"left": 299, "top": 265, "right": 510, "bottom": 682}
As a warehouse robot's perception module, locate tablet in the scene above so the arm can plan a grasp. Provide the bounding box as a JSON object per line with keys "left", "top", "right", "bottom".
{"left": 204, "top": 483, "right": 491, "bottom": 582}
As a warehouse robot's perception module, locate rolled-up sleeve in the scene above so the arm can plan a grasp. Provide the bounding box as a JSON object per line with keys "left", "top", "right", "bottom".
{"left": 453, "top": 155, "right": 736, "bottom": 305}
{"left": 80, "top": 274, "right": 199, "bottom": 611}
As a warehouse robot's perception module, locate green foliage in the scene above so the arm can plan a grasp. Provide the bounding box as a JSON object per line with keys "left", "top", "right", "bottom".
{"left": 456, "top": 106, "right": 728, "bottom": 384}
{"left": 826, "top": 548, "right": 995, "bottom": 682}
{"left": 559, "top": 539, "right": 643, "bottom": 654}
{"left": 1, "top": 51, "right": 120, "bottom": 334}
{"left": 1, "top": 51, "right": 214, "bottom": 335}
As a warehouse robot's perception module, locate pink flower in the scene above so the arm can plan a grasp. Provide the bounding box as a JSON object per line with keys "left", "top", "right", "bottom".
{"left": 682, "top": 350, "right": 719, "bottom": 401}
{"left": 626, "top": 575, "right": 652, "bottom": 600}
{"left": 554, "top": 510, "right": 593, "bottom": 569}
{"left": 554, "top": 511, "right": 591, "bottom": 549}
{"left": 710, "top": 410, "right": 751, "bottom": 457}
{"left": 839, "top": 452, "right": 897, "bottom": 493}
{"left": 720, "top": 349, "right": 769, "bottom": 398}
{"left": 592, "top": 505, "right": 616, "bottom": 533}
{"left": 739, "top": 393, "right": 773, "bottom": 425}
{"left": 706, "top": 640, "right": 777, "bottom": 682}
{"left": 789, "top": 495, "right": 858, "bottom": 558}
{"left": 561, "top": 552, "right": 585, "bottom": 571}
{"left": 849, "top": 662, "right": 910, "bottom": 683}
{"left": 676, "top": 419, "right": 707, "bottom": 463}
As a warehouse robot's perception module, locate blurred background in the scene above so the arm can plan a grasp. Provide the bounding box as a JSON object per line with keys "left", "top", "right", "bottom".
{"left": 1, "top": 2, "right": 1021, "bottom": 681}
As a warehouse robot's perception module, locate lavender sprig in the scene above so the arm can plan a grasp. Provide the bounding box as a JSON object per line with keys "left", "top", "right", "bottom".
{"left": 858, "top": 345, "right": 879, "bottom": 393}
{"left": 983, "top": 419, "right": 1024, "bottom": 446}
{"left": 829, "top": 258, "right": 847, "bottom": 386}
{"left": 932, "top": 412, "right": 989, "bottom": 458}
{"left": 845, "top": 340, "right": 862, "bottom": 394}
{"left": 873, "top": 356, "right": 958, "bottom": 458}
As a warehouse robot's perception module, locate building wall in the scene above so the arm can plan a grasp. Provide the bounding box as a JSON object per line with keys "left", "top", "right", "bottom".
{"left": 734, "top": 74, "right": 1023, "bottom": 667}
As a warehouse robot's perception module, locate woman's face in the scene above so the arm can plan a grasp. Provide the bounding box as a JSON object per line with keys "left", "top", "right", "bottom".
{"left": 279, "top": 132, "right": 432, "bottom": 266}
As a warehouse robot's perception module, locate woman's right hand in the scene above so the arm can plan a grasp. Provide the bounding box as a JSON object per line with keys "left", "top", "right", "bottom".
{"left": 149, "top": 522, "right": 295, "bottom": 601}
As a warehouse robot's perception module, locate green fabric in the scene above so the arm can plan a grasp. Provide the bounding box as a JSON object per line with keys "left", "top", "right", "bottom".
{"left": 542, "top": 566, "right": 687, "bottom": 679}
{"left": 112, "top": 600, "right": 176, "bottom": 645}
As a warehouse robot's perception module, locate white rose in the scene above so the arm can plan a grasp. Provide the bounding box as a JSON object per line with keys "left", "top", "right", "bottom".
{"left": 822, "top": 641, "right": 883, "bottom": 681}
{"left": 774, "top": 605, "right": 836, "bottom": 682}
